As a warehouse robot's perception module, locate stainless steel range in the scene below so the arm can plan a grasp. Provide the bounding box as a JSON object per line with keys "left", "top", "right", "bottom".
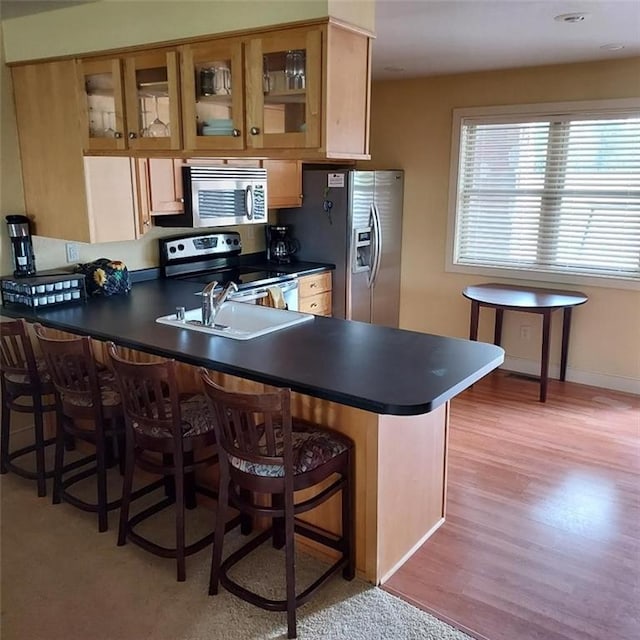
{"left": 159, "top": 231, "right": 299, "bottom": 310}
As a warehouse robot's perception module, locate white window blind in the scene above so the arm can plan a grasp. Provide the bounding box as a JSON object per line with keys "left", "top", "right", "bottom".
{"left": 452, "top": 109, "right": 640, "bottom": 282}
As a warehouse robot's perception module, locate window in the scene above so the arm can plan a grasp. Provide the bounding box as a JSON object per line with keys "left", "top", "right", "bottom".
{"left": 447, "top": 100, "right": 640, "bottom": 287}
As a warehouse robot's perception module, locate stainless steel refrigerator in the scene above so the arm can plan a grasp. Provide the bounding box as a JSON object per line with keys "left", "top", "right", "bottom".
{"left": 279, "top": 169, "right": 404, "bottom": 326}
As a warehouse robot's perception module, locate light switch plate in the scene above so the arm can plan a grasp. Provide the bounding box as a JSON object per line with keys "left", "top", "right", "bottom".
{"left": 65, "top": 243, "right": 79, "bottom": 263}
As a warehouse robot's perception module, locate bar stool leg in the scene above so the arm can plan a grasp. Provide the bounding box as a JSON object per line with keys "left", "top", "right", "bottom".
{"left": 33, "top": 394, "right": 47, "bottom": 497}
{"left": 52, "top": 409, "right": 66, "bottom": 505}
{"left": 284, "top": 486, "right": 297, "bottom": 639}
{"left": 96, "top": 431, "right": 109, "bottom": 533}
{"left": 342, "top": 449, "right": 356, "bottom": 580}
{"left": 117, "top": 435, "right": 135, "bottom": 547}
{"left": 0, "top": 388, "right": 10, "bottom": 475}
{"left": 209, "top": 476, "right": 229, "bottom": 595}
{"left": 174, "top": 450, "right": 186, "bottom": 582}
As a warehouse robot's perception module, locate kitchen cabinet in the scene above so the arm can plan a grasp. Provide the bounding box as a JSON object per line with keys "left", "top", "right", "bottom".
{"left": 77, "top": 48, "right": 181, "bottom": 152}
{"left": 83, "top": 156, "right": 141, "bottom": 242}
{"left": 179, "top": 19, "right": 370, "bottom": 159}
{"left": 9, "top": 19, "right": 370, "bottom": 242}
{"left": 264, "top": 160, "right": 302, "bottom": 208}
{"left": 298, "top": 271, "right": 332, "bottom": 316}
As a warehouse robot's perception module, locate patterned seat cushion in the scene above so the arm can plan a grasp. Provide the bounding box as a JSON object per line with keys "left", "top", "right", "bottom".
{"left": 132, "top": 394, "right": 215, "bottom": 440}
{"left": 3, "top": 358, "right": 51, "bottom": 385}
{"left": 230, "top": 422, "right": 349, "bottom": 478}
{"left": 61, "top": 370, "right": 120, "bottom": 408}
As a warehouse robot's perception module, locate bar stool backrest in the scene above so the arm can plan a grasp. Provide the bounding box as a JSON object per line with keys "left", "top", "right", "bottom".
{"left": 0, "top": 319, "right": 38, "bottom": 386}
{"left": 199, "top": 373, "right": 293, "bottom": 476}
{"left": 33, "top": 325, "right": 102, "bottom": 420}
{"left": 106, "top": 343, "right": 183, "bottom": 450}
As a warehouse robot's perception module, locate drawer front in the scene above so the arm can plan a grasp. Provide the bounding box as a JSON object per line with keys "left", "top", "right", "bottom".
{"left": 299, "top": 291, "right": 332, "bottom": 316}
{"left": 298, "top": 271, "right": 332, "bottom": 298}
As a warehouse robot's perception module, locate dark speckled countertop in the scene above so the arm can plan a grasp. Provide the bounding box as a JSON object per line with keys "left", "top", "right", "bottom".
{"left": 1, "top": 278, "right": 504, "bottom": 416}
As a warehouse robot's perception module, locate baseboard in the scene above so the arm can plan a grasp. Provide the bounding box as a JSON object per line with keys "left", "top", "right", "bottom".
{"left": 501, "top": 356, "right": 640, "bottom": 395}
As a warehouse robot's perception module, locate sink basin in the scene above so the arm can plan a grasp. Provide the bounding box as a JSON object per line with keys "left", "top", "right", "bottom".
{"left": 156, "top": 302, "right": 314, "bottom": 340}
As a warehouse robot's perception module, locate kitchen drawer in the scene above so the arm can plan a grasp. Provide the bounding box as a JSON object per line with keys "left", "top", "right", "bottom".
{"left": 298, "top": 271, "right": 331, "bottom": 298}
{"left": 299, "top": 291, "right": 332, "bottom": 316}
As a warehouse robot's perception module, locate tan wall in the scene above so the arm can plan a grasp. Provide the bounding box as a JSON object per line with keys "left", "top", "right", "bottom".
{"left": 366, "top": 58, "right": 640, "bottom": 391}
{"left": 2, "top": 0, "right": 329, "bottom": 62}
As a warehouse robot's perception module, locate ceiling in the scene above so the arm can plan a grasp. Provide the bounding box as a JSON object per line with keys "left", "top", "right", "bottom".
{"left": 1, "top": 0, "right": 639, "bottom": 78}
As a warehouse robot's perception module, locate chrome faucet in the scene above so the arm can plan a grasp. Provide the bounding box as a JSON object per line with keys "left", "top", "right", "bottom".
{"left": 201, "top": 281, "right": 238, "bottom": 326}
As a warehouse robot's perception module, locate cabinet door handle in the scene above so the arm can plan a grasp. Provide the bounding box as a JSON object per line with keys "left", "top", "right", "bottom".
{"left": 128, "top": 132, "right": 137, "bottom": 139}
{"left": 250, "top": 127, "right": 260, "bottom": 135}
{"left": 310, "top": 282, "right": 317, "bottom": 288}
{"left": 232, "top": 128, "right": 241, "bottom": 137}
{"left": 311, "top": 303, "right": 318, "bottom": 308}
{"left": 114, "top": 131, "right": 123, "bottom": 139}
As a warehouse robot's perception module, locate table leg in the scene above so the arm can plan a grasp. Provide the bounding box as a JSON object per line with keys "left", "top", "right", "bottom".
{"left": 494, "top": 308, "right": 504, "bottom": 346}
{"left": 560, "top": 307, "right": 573, "bottom": 382}
{"left": 469, "top": 301, "right": 480, "bottom": 341}
{"left": 540, "top": 311, "right": 552, "bottom": 403}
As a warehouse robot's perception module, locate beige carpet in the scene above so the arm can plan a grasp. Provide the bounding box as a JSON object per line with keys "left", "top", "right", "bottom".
{"left": 1, "top": 460, "right": 473, "bottom": 640}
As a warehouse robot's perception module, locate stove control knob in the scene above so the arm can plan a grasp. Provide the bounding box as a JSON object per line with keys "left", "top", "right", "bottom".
{"left": 178, "top": 244, "right": 185, "bottom": 251}
{"left": 233, "top": 239, "right": 239, "bottom": 245}
{"left": 169, "top": 246, "right": 177, "bottom": 254}
{"left": 226, "top": 239, "right": 232, "bottom": 244}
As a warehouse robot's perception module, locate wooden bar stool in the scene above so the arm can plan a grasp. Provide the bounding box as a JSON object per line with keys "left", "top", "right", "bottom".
{"left": 0, "top": 318, "right": 57, "bottom": 497}
{"left": 106, "top": 343, "right": 230, "bottom": 582}
{"left": 199, "top": 369, "right": 355, "bottom": 640}
{"left": 33, "top": 324, "right": 127, "bottom": 532}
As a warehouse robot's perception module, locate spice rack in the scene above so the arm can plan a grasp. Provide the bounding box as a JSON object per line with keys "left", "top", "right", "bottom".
{"left": 0, "top": 272, "right": 87, "bottom": 309}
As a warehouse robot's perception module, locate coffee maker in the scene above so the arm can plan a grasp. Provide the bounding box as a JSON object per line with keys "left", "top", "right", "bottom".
{"left": 266, "top": 225, "right": 299, "bottom": 264}
{"left": 6, "top": 215, "right": 36, "bottom": 277}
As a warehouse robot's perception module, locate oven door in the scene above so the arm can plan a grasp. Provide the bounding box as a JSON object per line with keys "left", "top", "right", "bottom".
{"left": 231, "top": 280, "right": 299, "bottom": 311}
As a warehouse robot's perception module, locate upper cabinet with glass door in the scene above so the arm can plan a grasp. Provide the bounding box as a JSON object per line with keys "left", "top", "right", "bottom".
{"left": 76, "top": 49, "right": 181, "bottom": 153}
{"left": 180, "top": 39, "right": 244, "bottom": 151}
{"left": 245, "top": 27, "right": 322, "bottom": 151}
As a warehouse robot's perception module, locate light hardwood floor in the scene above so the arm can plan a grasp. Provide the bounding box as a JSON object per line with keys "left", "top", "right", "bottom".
{"left": 384, "top": 371, "right": 639, "bottom": 640}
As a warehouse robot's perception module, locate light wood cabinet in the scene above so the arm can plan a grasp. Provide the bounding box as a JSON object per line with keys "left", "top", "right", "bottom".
{"left": 298, "top": 271, "right": 332, "bottom": 316}
{"left": 264, "top": 160, "right": 302, "bottom": 208}
{"left": 10, "top": 19, "right": 370, "bottom": 242}
{"left": 179, "top": 19, "right": 370, "bottom": 159}
{"left": 77, "top": 48, "right": 181, "bottom": 153}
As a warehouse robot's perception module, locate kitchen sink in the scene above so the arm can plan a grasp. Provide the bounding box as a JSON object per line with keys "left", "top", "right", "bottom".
{"left": 156, "top": 302, "right": 314, "bottom": 340}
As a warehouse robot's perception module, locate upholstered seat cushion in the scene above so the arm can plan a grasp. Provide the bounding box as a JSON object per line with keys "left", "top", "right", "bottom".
{"left": 2, "top": 358, "right": 51, "bottom": 385}
{"left": 61, "top": 370, "right": 120, "bottom": 408}
{"left": 133, "top": 394, "right": 215, "bottom": 439}
{"left": 230, "top": 422, "right": 349, "bottom": 478}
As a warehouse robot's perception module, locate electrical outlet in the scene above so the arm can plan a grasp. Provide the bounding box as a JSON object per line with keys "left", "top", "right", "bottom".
{"left": 65, "top": 243, "right": 79, "bottom": 263}
{"left": 520, "top": 325, "right": 531, "bottom": 341}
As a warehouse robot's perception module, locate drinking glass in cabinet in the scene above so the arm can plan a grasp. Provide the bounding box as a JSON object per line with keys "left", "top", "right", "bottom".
{"left": 285, "top": 50, "right": 306, "bottom": 90}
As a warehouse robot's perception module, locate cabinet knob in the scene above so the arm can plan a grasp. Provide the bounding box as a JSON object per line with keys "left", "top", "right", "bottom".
{"left": 232, "top": 128, "right": 241, "bottom": 137}
{"left": 311, "top": 303, "right": 318, "bottom": 308}
{"left": 250, "top": 127, "right": 260, "bottom": 135}
{"left": 128, "top": 132, "right": 137, "bottom": 139}
{"left": 114, "top": 131, "right": 123, "bottom": 139}
{"left": 310, "top": 282, "right": 317, "bottom": 288}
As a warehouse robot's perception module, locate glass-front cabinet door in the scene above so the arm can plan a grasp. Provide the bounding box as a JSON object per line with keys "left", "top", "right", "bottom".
{"left": 180, "top": 39, "right": 244, "bottom": 151}
{"left": 123, "top": 50, "right": 181, "bottom": 150}
{"left": 77, "top": 58, "right": 127, "bottom": 151}
{"left": 245, "top": 28, "right": 321, "bottom": 150}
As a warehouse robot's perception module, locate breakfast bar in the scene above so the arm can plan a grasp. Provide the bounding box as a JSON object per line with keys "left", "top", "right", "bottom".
{"left": 1, "top": 278, "right": 503, "bottom": 584}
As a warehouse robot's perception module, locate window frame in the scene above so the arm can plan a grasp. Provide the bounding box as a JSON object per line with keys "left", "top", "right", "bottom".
{"left": 446, "top": 98, "right": 640, "bottom": 291}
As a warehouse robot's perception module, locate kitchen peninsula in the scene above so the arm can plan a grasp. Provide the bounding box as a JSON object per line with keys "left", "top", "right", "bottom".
{"left": 1, "top": 278, "right": 503, "bottom": 584}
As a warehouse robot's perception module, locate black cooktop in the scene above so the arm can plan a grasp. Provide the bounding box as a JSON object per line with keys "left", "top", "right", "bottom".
{"left": 174, "top": 266, "right": 294, "bottom": 290}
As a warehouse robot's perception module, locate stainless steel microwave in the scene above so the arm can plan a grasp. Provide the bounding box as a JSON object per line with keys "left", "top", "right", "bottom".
{"left": 154, "top": 165, "right": 268, "bottom": 228}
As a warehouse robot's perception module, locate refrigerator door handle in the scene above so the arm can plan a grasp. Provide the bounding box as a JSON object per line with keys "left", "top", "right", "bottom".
{"left": 370, "top": 203, "right": 383, "bottom": 285}
{"left": 367, "top": 204, "right": 377, "bottom": 288}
